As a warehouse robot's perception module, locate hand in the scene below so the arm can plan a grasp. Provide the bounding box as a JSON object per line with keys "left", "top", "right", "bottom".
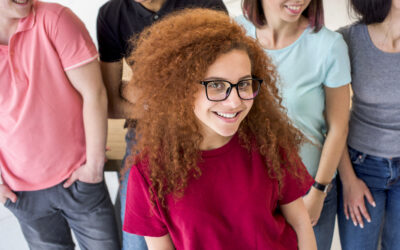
{"left": 342, "top": 177, "right": 375, "bottom": 228}
{"left": 0, "top": 175, "right": 17, "bottom": 205}
{"left": 63, "top": 163, "right": 104, "bottom": 188}
{"left": 303, "top": 188, "right": 326, "bottom": 226}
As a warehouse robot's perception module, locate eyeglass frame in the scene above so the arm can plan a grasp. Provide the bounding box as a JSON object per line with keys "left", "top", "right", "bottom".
{"left": 199, "top": 77, "right": 263, "bottom": 102}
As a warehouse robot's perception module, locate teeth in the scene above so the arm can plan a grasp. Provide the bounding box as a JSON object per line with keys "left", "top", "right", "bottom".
{"left": 216, "top": 112, "right": 237, "bottom": 118}
{"left": 13, "top": 0, "right": 28, "bottom": 4}
{"left": 287, "top": 6, "right": 301, "bottom": 11}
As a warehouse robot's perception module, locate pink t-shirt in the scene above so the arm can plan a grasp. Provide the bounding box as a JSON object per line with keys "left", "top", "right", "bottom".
{"left": 124, "top": 135, "right": 314, "bottom": 250}
{"left": 0, "top": 2, "right": 98, "bottom": 191}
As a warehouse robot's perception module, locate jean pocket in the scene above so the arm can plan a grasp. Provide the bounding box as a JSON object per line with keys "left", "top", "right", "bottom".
{"left": 348, "top": 147, "right": 362, "bottom": 164}
{"left": 3, "top": 198, "right": 11, "bottom": 207}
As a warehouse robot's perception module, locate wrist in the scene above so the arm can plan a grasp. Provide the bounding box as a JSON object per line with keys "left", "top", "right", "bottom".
{"left": 85, "top": 158, "right": 105, "bottom": 170}
{"left": 312, "top": 180, "right": 332, "bottom": 194}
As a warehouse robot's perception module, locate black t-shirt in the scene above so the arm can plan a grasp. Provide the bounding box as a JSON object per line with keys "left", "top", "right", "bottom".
{"left": 97, "top": 0, "right": 227, "bottom": 62}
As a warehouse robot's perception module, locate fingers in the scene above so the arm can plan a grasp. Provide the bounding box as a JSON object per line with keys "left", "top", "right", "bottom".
{"left": 348, "top": 206, "right": 358, "bottom": 227}
{"left": 358, "top": 203, "right": 371, "bottom": 224}
{"left": 364, "top": 189, "right": 376, "bottom": 208}
{"left": 0, "top": 185, "right": 17, "bottom": 204}
{"left": 343, "top": 203, "right": 350, "bottom": 220}
{"left": 63, "top": 174, "right": 77, "bottom": 188}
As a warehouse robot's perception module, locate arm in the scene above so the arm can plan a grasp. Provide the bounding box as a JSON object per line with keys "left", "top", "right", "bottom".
{"left": 303, "top": 84, "right": 350, "bottom": 225}
{"left": 144, "top": 234, "right": 175, "bottom": 250}
{"left": 100, "top": 60, "right": 135, "bottom": 119}
{"left": 63, "top": 60, "right": 107, "bottom": 187}
{"left": 281, "top": 198, "right": 317, "bottom": 250}
{"left": 338, "top": 148, "right": 375, "bottom": 228}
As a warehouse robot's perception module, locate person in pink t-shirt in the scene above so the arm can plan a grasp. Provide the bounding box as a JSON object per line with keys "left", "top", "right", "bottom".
{"left": 0, "top": 0, "right": 119, "bottom": 249}
{"left": 122, "top": 8, "right": 317, "bottom": 250}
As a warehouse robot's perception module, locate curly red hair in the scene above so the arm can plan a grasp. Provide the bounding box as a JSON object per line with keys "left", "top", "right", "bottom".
{"left": 124, "top": 8, "right": 306, "bottom": 206}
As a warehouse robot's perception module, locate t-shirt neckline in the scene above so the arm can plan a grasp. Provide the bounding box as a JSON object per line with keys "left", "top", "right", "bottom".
{"left": 255, "top": 26, "right": 311, "bottom": 53}
{"left": 362, "top": 24, "right": 400, "bottom": 56}
{"left": 201, "top": 134, "right": 238, "bottom": 158}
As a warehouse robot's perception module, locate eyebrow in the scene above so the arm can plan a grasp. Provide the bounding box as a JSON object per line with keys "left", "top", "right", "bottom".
{"left": 203, "top": 75, "right": 253, "bottom": 81}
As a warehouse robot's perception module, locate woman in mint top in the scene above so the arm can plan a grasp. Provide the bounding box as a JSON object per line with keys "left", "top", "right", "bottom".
{"left": 236, "top": 0, "right": 351, "bottom": 248}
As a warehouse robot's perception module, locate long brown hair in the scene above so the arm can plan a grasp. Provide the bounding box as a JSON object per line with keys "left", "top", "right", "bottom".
{"left": 125, "top": 8, "right": 306, "bottom": 206}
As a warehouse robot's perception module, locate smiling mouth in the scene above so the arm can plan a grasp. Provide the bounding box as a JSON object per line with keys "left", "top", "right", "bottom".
{"left": 286, "top": 5, "right": 301, "bottom": 11}
{"left": 214, "top": 112, "right": 239, "bottom": 119}
{"left": 12, "top": 0, "right": 29, "bottom": 4}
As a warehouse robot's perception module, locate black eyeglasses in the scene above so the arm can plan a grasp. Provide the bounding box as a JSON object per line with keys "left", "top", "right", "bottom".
{"left": 199, "top": 78, "right": 263, "bottom": 102}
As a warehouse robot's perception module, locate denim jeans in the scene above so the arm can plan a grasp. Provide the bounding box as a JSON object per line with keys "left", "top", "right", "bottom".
{"left": 120, "top": 128, "right": 148, "bottom": 250}
{"left": 311, "top": 177, "right": 337, "bottom": 250}
{"left": 338, "top": 146, "right": 400, "bottom": 250}
{"left": 5, "top": 180, "right": 120, "bottom": 250}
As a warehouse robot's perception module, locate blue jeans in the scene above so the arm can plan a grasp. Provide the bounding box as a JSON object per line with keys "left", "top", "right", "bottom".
{"left": 338, "top": 147, "right": 400, "bottom": 250}
{"left": 312, "top": 177, "right": 337, "bottom": 250}
{"left": 5, "top": 180, "right": 120, "bottom": 250}
{"left": 120, "top": 128, "right": 148, "bottom": 250}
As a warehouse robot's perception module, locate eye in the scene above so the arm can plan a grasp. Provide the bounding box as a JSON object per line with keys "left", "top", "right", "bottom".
{"left": 238, "top": 80, "right": 252, "bottom": 89}
{"left": 207, "top": 81, "right": 226, "bottom": 90}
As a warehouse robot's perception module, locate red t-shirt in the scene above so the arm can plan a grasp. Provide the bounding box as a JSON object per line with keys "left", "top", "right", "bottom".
{"left": 123, "top": 135, "right": 313, "bottom": 250}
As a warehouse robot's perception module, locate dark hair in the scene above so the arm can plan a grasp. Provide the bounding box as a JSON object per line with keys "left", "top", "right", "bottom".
{"left": 350, "top": 0, "right": 392, "bottom": 24}
{"left": 242, "top": 0, "right": 324, "bottom": 32}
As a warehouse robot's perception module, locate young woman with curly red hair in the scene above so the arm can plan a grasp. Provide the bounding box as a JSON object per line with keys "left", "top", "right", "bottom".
{"left": 122, "top": 8, "right": 316, "bottom": 250}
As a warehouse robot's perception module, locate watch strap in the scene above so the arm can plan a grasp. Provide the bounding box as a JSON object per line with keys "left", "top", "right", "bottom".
{"left": 312, "top": 181, "right": 330, "bottom": 193}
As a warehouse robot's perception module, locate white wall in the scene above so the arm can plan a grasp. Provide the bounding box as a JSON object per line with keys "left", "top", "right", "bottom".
{"left": 42, "top": 0, "right": 355, "bottom": 47}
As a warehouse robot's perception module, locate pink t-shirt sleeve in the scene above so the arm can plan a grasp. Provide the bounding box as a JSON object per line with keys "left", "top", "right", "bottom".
{"left": 123, "top": 164, "right": 169, "bottom": 237}
{"left": 49, "top": 7, "right": 98, "bottom": 71}
{"left": 279, "top": 152, "right": 314, "bottom": 205}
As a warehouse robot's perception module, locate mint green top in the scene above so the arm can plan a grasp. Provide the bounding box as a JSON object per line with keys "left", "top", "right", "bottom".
{"left": 236, "top": 16, "right": 351, "bottom": 177}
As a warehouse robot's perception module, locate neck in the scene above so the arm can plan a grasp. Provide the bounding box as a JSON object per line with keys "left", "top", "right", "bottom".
{"left": 0, "top": 17, "right": 19, "bottom": 45}
{"left": 140, "top": 0, "right": 166, "bottom": 12}
{"left": 368, "top": 10, "right": 400, "bottom": 52}
{"left": 199, "top": 134, "right": 232, "bottom": 151}
{"left": 256, "top": 16, "right": 308, "bottom": 50}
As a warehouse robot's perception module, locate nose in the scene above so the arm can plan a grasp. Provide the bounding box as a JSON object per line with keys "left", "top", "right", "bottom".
{"left": 223, "top": 87, "right": 242, "bottom": 107}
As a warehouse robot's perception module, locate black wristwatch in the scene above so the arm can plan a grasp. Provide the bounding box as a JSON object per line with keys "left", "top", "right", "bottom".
{"left": 312, "top": 181, "right": 332, "bottom": 193}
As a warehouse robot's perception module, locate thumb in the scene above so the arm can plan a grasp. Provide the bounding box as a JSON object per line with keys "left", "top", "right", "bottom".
{"left": 63, "top": 174, "right": 77, "bottom": 188}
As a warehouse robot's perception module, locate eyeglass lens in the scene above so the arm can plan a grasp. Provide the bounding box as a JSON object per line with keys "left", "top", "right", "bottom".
{"left": 206, "top": 79, "right": 260, "bottom": 101}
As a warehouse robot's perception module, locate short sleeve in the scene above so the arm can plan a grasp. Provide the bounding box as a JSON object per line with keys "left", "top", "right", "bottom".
{"left": 323, "top": 35, "right": 351, "bottom": 88}
{"left": 50, "top": 8, "right": 98, "bottom": 71}
{"left": 123, "top": 164, "right": 168, "bottom": 237}
{"left": 96, "top": 6, "right": 124, "bottom": 62}
{"left": 279, "top": 153, "right": 314, "bottom": 205}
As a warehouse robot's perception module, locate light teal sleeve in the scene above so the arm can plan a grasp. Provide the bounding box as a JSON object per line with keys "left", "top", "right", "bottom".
{"left": 323, "top": 36, "right": 351, "bottom": 88}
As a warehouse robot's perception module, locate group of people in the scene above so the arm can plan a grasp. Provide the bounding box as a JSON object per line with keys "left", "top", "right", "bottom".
{"left": 0, "top": 0, "right": 399, "bottom": 249}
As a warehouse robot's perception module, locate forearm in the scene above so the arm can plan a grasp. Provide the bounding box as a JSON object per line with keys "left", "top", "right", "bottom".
{"left": 338, "top": 147, "right": 358, "bottom": 184}
{"left": 100, "top": 60, "right": 135, "bottom": 119}
{"left": 314, "top": 125, "right": 348, "bottom": 184}
{"left": 82, "top": 86, "right": 108, "bottom": 170}
{"left": 106, "top": 81, "right": 135, "bottom": 119}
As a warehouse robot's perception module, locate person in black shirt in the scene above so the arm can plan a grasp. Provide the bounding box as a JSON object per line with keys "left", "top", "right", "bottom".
{"left": 96, "top": 1, "right": 227, "bottom": 249}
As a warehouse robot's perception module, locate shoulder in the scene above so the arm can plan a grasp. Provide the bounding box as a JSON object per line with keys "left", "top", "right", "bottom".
{"left": 34, "top": 1, "right": 68, "bottom": 21}
{"left": 337, "top": 22, "right": 364, "bottom": 44}
{"left": 234, "top": 15, "right": 256, "bottom": 37}
{"left": 310, "top": 26, "right": 343, "bottom": 45}
{"left": 303, "top": 26, "right": 348, "bottom": 55}
{"left": 175, "top": 0, "right": 226, "bottom": 10}
{"left": 98, "top": 0, "right": 124, "bottom": 21}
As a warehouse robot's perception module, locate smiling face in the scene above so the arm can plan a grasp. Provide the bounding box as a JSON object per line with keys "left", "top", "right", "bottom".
{"left": 0, "top": 0, "right": 33, "bottom": 20}
{"left": 193, "top": 49, "right": 254, "bottom": 150}
{"left": 262, "top": 0, "right": 311, "bottom": 24}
